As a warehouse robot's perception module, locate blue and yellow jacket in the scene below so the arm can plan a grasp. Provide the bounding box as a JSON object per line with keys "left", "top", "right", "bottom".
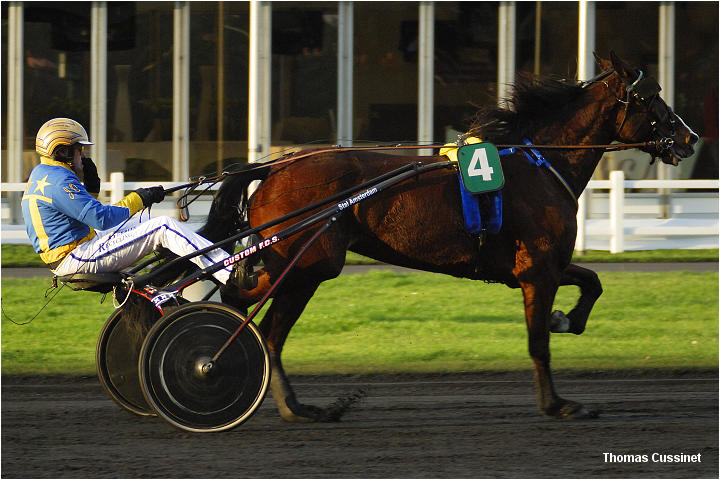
{"left": 21, "top": 158, "right": 144, "bottom": 265}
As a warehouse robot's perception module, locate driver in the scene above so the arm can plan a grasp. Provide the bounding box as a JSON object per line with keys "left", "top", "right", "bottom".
{"left": 22, "top": 118, "right": 251, "bottom": 290}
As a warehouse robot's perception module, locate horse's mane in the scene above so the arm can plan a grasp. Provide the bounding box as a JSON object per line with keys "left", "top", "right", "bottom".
{"left": 469, "top": 73, "right": 586, "bottom": 143}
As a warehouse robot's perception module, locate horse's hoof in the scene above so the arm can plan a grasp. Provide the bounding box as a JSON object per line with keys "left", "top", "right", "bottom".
{"left": 545, "top": 400, "right": 598, "bottom": 420}
{"left": 279, "top": 403, "right": 325, "bottom": 423}
{"left": 550, "top": 310, "right": 570, "bottom": 333}
{"left": 279, "top": 390, "right": 366, "bottom": 423}
{"left": 559, "top": 404, "right": 599, "bottom": 420}
{"left": 565, "top": 407, "right": 600, "bottom": 419}
{"left": 562, "top": 405, "right": 589, "bottom": 419}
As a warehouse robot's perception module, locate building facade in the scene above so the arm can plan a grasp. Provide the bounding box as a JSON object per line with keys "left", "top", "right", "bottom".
{"left": 2, "top": 1, "right": 718, "bottom": 185}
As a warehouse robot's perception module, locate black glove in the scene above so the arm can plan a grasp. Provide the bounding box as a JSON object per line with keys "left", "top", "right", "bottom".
{"left": 135, "top": 186, "right": 165, "bottom": 207}
{"left": 81, "top": 157, "right": 101, "bottom": 194}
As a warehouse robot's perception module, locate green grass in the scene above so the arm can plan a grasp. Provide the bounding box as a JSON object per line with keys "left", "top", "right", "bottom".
{"left": 2, "top": 270, "right": 717, "bottom": 376}
{"left": 1, "top": 245, "right": 47, "bottom": 267}
{"left": 2, "top": 244, "right": 718, "bottom": 268}
{"left": 1, "top": 278, "right": 117, "bottom": 374}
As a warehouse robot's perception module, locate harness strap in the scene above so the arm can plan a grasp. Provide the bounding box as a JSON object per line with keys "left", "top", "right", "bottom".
{"left": 445, "top": 135, "right": 578, "bottom": 208}
{"left": 498, "top": 140, "right": 578, "bottom": 207}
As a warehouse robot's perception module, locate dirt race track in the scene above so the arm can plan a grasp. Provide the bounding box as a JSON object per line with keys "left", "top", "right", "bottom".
{"left": 2, "top": 371, "right": 717, "bottom": 479}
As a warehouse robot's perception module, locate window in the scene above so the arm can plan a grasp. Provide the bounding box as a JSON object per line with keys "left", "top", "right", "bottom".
{"left": 189, "top": 2, "right": 249, "bottom": 177}
{"left": 107, "top": 2, "right": 173, "bottom": 180}
{"left": 270, "top": 2, "right": 338, "bottom": 147}
{"left": 676, "top": 2, "right": 718, "bottom": 179}
{"left": 433, "top": 2, "right": 501, "bottom": 142}
{"left": 21, "top": 2, "right": 92, "bottom": 179}
{"left": 355, "top": 2, "right": 419, "bottom": 142}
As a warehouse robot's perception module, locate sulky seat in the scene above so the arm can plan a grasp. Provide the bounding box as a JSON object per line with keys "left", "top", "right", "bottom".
{"left": 54, "top": 272, "right": 125, "bottom": 293}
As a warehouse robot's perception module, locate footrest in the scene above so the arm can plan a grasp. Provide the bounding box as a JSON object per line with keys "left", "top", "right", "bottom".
{"left": 55, "top": 273, "right": 125, "bottom": 293}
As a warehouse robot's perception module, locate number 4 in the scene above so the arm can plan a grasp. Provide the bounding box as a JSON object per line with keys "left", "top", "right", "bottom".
{"left": 468, "top": 148, "right": 494, "bottom": 181}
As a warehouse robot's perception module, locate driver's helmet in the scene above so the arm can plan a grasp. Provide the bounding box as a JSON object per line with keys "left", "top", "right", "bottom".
{"left": 35, "top": 118, "right": 93, "bottom": 158}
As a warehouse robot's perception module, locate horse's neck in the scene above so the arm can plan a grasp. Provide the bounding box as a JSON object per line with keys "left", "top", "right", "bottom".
{"left": 533, "top": 98, "right": 618, "bottom": 197}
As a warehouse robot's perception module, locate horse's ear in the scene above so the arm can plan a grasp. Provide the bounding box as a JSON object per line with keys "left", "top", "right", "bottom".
{"left": 609, "top": 50, "right": 635, "bottom": 82}
{"left": 594, "top": 51, "right": 611, "bottom": 70}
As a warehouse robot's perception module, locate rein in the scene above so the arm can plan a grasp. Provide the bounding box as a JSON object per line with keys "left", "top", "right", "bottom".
{"left": 255, "top": 140, "right": 661, "bottom": 156}
{"left": 173, "top": 139, "right": 663, "bottom": 216}
{"left": 189, "top": 139, "right": 662, "bottom": 185}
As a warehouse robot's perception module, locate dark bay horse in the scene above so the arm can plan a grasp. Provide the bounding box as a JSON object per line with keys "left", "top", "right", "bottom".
{"left": 204, "top": 52, "right": 698, "bottom": 422}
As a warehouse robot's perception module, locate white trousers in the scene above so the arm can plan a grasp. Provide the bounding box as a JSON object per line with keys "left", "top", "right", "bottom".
{"left": 52, "top": 215, "right": 231, "bottom": 285}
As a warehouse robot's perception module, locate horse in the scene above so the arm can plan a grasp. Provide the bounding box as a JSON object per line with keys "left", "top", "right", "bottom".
{"left": 199, "top": 52, "right": 698, "bottom": 422}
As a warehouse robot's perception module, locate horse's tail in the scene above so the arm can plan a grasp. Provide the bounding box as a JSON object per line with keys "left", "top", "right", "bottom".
{"left": 197, "top": 163, "right": 273, "bottom": 244}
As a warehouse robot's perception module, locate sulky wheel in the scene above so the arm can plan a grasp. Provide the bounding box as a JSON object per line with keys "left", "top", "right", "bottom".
{"left": 138, "top": 302, "right": 270, "bottom": 433}
{"left": 96, "top": 307, "right": 157, "bottom": 416}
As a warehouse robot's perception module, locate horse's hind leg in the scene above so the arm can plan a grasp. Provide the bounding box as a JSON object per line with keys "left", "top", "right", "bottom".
{"left": 550, "top": 264, "right": 603, "bottom": 334}
{"left": 258, "top": 280, "right": 327, "bottom": 422}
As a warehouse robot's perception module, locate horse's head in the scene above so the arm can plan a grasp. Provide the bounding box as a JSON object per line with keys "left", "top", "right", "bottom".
{"left": 596, "top": 51, "right": 699, "bottom": 166}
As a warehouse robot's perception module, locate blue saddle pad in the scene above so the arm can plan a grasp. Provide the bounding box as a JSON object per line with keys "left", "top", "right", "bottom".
{"left": 457, "top": 169, "right": 503, "bottom": 235}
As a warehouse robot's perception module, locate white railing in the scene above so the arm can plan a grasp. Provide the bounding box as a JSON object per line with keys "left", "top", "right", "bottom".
{"left": 1, "top": 172, "right": 222, "bottom": 243}
{"left": 578, "top": 171, "right": 719, "bottom": 252}
{"left": 1, "top": 173, "right": 216, "bottom": 199}
{"left": 2, "top": 171, "right": 718, "bottom": 252}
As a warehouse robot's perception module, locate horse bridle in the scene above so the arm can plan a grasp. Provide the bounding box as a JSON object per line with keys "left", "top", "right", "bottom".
{"left": 588, "top": 68, "right": 676, "bottom": 156}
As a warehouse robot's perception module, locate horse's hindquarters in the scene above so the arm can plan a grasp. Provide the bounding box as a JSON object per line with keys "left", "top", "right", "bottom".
{"left": 250, "top": 152, "right": 481, "bottom": 278}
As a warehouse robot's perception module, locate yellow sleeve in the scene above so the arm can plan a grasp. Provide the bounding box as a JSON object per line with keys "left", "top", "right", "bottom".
{"left": 115, "top": 192, "right": 144, "bottom": 216}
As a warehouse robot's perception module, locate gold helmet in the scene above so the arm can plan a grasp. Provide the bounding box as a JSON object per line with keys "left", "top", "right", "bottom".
{"left": 35, "top": 118, "right": 93, "bottom": 158}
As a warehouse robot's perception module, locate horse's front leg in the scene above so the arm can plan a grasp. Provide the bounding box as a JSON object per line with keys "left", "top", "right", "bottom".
{"left": 550, "top": 264, "right": 603, "bottom": 334}
{"left": 520, "top": 279, "right": 591, "bottom": 419}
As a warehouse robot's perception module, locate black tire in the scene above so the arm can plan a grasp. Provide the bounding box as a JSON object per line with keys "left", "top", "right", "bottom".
{"left": 138, "top": 302, "right": 270, "bottom": 433}
{"left": 96, "top": 308, "right": 155, "bottom": 416}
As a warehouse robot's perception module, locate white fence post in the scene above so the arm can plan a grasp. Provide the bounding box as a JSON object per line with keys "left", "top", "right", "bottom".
{"left": 575, "top": 190, "right": 587, "bottom": 253}
{"left": 609, "top": 170, "right": 625, "bottom": 253}
{"left": 110, "top": 172, "right": 125, "bottom": 204}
